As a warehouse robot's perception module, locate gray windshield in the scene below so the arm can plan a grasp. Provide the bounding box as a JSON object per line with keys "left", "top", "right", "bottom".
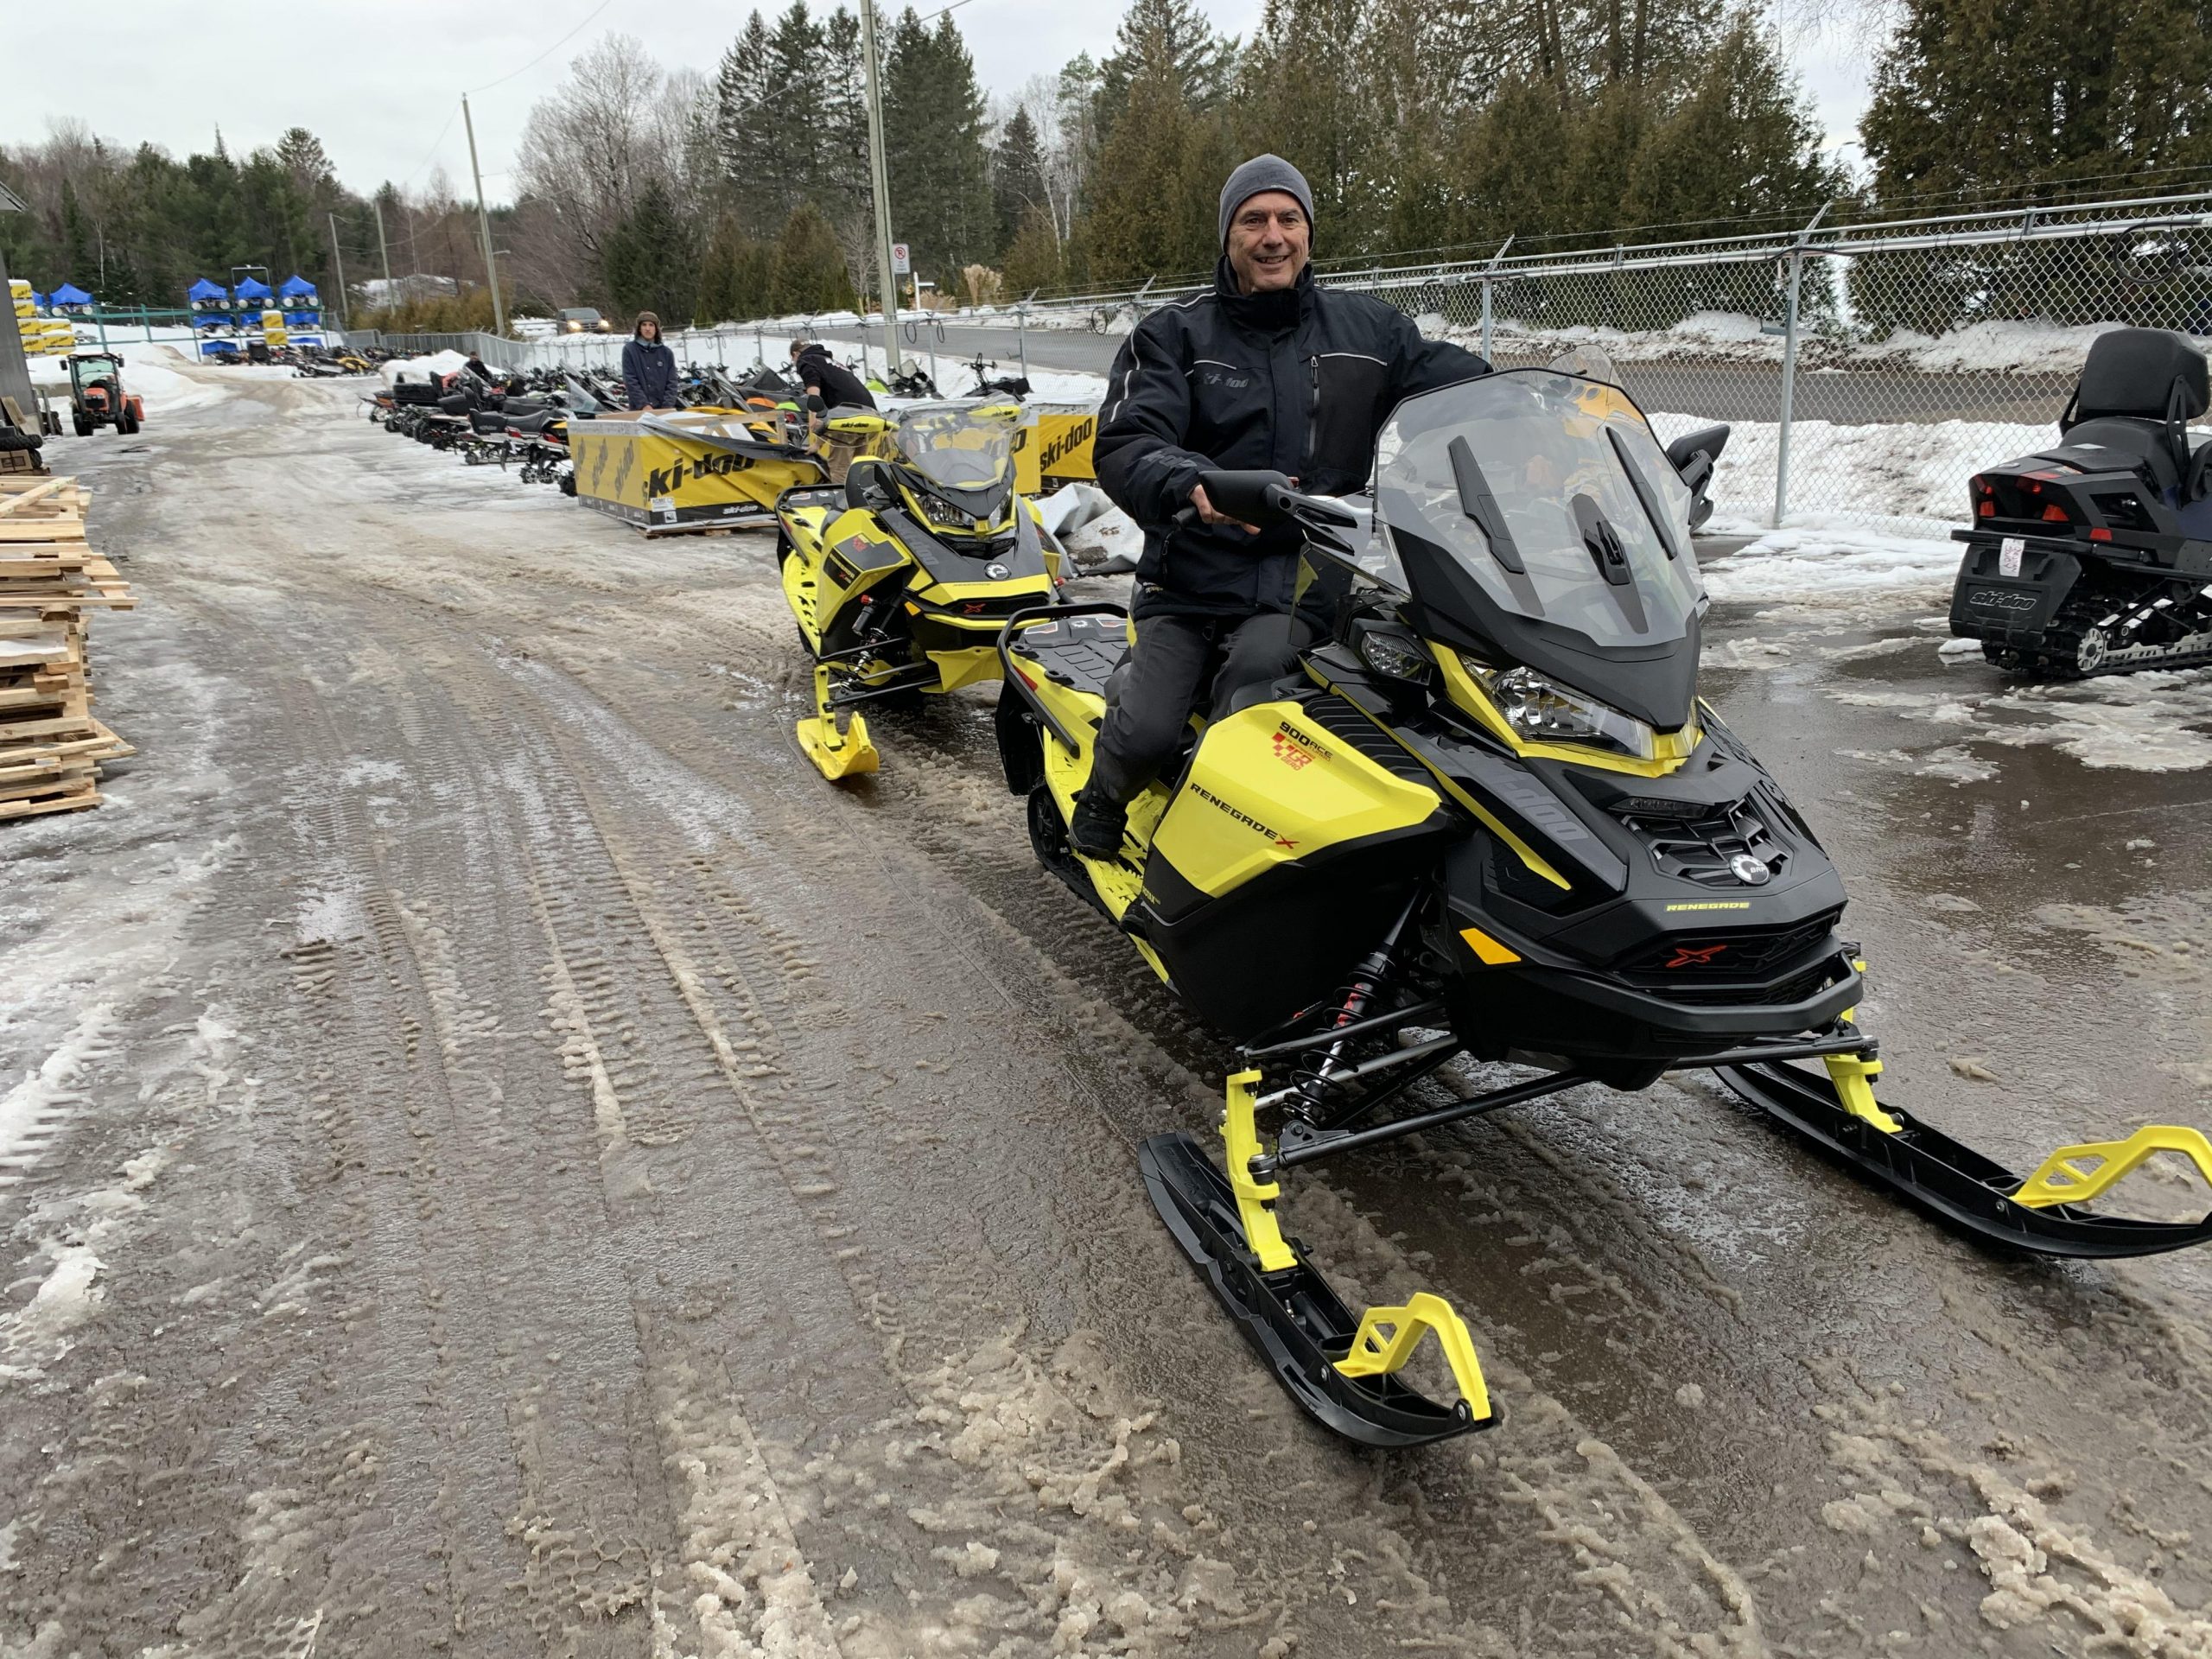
{"left": 895, "top": 401, "right": 1021, "bottom": 491}
{"left": 1374, "top": 371, "right": 1704, "bottom": 648}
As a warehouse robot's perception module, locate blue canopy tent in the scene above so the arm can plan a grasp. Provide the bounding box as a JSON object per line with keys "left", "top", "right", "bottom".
{"left": 235, "top": 276, "right": 274, "bottom": 344}
{"left": 278, "top": 273, "right": 321, "bottom": 327}
{"left": 48, "top": 282, "right": 92, "bottom": 315}
{"left": 29, "top": 290, "right": 48, "bottom": 312}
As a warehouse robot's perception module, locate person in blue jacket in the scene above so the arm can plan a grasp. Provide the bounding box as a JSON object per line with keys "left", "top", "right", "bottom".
{"left": 621, "top": 311, "right": 680, "bottom": 410}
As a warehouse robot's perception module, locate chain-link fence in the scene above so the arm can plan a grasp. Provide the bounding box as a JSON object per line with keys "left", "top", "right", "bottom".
{"left": 366, "top": 191, "right": 2210, "bottom": 532}
{"left": 1319, "top": 194, "right": 2212, "bottom": 531}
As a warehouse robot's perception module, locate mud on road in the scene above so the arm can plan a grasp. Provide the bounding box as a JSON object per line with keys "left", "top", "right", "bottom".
{"left": 3, "top": 365, "right": 2211, "bottom": 1657}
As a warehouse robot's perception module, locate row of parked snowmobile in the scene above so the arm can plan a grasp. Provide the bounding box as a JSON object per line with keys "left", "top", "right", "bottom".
{"left": 362, "top": 362, "right": 620, "bottom": 490}
{"left": 760, "top": 330, "right": 2212, "bottom": 1447}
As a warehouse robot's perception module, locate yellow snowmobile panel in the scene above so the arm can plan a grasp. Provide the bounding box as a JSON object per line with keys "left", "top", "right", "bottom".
{"left": 1150, "top": 702, "right": 1441, "bottom": 900}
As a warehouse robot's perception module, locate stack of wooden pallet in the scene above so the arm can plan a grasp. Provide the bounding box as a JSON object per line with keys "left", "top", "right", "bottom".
{"left": 0, "top": 475, "right": 134, "bottom": 822}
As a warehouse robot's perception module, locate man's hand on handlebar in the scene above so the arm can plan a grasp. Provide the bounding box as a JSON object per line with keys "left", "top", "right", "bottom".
{"left": 1189, "top": 482, "right": 1261, "bottom": 535}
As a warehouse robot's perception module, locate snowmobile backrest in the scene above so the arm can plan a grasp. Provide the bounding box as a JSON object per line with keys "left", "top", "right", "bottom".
{"left": 2061, "top": 329, "right": 2209, "bottom": 493}
{"left": 2065, "top": 328, "right": 2208, "bottom": 426}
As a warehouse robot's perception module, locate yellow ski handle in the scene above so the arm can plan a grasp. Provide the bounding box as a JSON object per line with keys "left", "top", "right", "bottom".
{"left": 2011, "top": 1125, "right": 2212, "bottom": 1211}
{"left": 1334, "top": 1292, "right": 1494, "bottom": 1423}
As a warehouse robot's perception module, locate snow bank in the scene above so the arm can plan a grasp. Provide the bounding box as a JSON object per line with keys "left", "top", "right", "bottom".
{"left": 1643, "top": 408, "right": 2056, "bottom": 531}
{"left": 1452, "top": 309, "right": 2207, "bottom": 378}
{"left": 1702, "top": 524, "right": 1961, "bottom": 607}
{"left": 1020, "top": 369, "right": 1108, "bottom": 404}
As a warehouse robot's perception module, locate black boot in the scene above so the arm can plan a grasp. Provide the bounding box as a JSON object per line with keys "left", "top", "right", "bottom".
{"left": 1069, "top": 789, "right": 1128, "bottom": 860}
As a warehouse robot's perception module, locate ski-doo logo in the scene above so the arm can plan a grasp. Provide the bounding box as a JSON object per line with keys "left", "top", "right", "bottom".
{"left": 1271, "top": 721, "right": 1332, "bottom": 771}
{"left": 1969, "top": 588, "right": 2036, "bottom": 612}
{"left": 1664, "top": 944, "right": 1730, "bottom": 969}
{"left": 1038, "top": 417, "right": 1095, "bottom": 474}
{"left": 645, "top": 452, "right": 753, "bottom": 497}
{"left": 1190, "top": 783, "right": 1296, "bottom": 849}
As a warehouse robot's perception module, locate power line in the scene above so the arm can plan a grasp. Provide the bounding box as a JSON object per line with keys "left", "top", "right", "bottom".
{"left": 467, "top": 0, "right": 620, "bottom": 95}
{"left": 397, "top": 105, "right": 461, "bottom": 188}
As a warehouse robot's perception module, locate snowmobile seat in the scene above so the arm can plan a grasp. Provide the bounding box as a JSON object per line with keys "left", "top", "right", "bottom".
{"left": 507, "top": 410, "right": 562, "bottom": 436}
{"left": 2058, "top": 328, "right": 2209, "bottom": 499}
{"left": 469, "top": 410, "right": 511, "bottom": 435}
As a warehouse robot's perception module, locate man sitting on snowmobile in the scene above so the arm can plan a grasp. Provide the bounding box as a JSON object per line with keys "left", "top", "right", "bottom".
{"left": 791, "top": 339, "right": 878, "bottom": 412}
{"left": 1070, "top": 155, "right": 1491, "bottom": 858}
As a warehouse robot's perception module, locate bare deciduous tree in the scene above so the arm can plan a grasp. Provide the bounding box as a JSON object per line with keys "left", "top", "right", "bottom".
{"left": 512, "top": 35, "right": 707, "bottom": 303}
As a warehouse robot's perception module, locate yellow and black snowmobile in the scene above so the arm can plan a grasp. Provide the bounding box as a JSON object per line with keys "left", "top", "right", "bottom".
{"left": 776, "top": 399, "right": 1067, "bottom": 779}
{"left": 994, "top": 369, "right": 2212, "bottom": 1447}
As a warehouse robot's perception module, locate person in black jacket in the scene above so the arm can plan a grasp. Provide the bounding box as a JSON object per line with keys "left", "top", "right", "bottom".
{"left": 622, "top": 312, "right": 681, "bottom": 410}
{"left": 1070, "top": 154, "right": 1488, "bottom": 858}
{"left": 790, "top": 340, "right": 878, "bottom": 411}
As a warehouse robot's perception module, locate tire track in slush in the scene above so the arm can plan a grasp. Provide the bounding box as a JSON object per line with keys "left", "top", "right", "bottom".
{"left": 502, "top": 647, "right": 1782, "bottom": 1655}
{"left": 67, "top": 385, "right": 2212, "bottom": 1656}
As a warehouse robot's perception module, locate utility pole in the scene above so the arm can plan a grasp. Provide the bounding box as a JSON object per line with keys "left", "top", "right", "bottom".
{"left": 858, "top": 0, "right": 899, "bottom": 374}
{"left": 373, "top": 195, "right": 393, "bottom": 305}
{"left": 327, "top": 213, "right": 351, "bottom": 332}
{"left": 461, "top": 94, "right": 507, "bottom": 339}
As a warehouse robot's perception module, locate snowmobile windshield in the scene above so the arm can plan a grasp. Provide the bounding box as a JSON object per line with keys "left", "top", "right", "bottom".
{"left": 1374, "top": 370, "right": 1704, "bottom": 651}
{"left": 893, "top": 402, "right": 1021, "bottom": 493}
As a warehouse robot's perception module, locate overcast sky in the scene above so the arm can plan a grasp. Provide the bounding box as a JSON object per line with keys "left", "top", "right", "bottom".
{"left": 1, "top": 0, "right": 1874, "bottom": 204}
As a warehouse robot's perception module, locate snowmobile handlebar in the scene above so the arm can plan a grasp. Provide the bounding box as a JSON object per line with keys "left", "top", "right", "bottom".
{"left": 1174, "top": 470, "right": 1361, "bottom": 538}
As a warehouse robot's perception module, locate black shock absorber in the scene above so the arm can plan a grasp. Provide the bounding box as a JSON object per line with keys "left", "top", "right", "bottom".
{"left": 1271, "top": 889, "right": 1427, "bottom": 1117}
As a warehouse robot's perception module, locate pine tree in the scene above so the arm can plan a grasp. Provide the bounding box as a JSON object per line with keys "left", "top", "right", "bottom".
{"left": 990, "top": 106, "right": 1047, "bottom": 254}
{"left": 762, "top": 2, "right": 828, "bottom": 224}
{"left": 603, "top": 179, "right": 698, "bottom": 323}
{"left": 1097, "top": 0, "right": 1235, "bottom": 140}
{"left": 882, "top": 10, "right": 995, "bottom": 289}
{"left": 1084, "top": 29, "right": 1222, "bottom": 283}
{"left": 715, "top": 14, "right": 777, "bottom": 230}
{"left": 1000, "top": 201, "right": 1064, "bottom": 294}
{"left": 1237, "top": 0, "right": 1371, "bottom": 251}
{"left": 772, "top": 202, "right": 857, "bottom": 312}
{"left": 1861, "top": 0, "right": 2212, "bottom": 207}
{"left": 817, "top": 7, "right": 880, "bottom": 302}
{"left": 58, "top": 180, "right": 92, "bottom": 287}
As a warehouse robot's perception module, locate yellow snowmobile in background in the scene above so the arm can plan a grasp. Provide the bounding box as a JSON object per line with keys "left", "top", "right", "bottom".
{"left": 993, "top": 370, "right": 2212, "bottom": 1448}
{"left": 775, "top": 399, "right": 1069, "bottom": 779}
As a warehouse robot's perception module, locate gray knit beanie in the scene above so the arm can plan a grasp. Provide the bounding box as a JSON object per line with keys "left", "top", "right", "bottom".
{"left": 1218, "top": 155, "right": 1315, "bottom": 251}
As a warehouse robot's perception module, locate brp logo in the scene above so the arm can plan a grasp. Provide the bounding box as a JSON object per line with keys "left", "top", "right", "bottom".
{"left": 986, "top": 563, "right": 1009, "bottom": 580}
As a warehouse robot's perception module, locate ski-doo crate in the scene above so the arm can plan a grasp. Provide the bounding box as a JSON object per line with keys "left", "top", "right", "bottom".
{"left": 1012, "top": 404, "right": 1097, "bottom": 496}
{"left": 568, "top": 410, "right": 828, "bottom": 537}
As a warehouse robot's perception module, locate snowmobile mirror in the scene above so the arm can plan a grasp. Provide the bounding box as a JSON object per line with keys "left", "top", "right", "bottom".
{"left": 805, "top": 392, "right": 828, "bottom": 414}
{"left": 1664, "top": 424, "right": 1729, "bottom": 493}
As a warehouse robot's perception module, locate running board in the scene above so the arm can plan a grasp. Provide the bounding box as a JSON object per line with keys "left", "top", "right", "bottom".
{"left": 1139, "top": 1132, "right": 1495, "bottom": 1448}
{"left": 1718, "top": 1061, "right": 2212, "bottom": 1258}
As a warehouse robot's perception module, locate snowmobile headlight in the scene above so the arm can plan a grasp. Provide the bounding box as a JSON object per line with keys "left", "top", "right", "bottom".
{"left": 1357, "top": 625, "right": 1433, "bottom": 684}
{"left": 1476, "top": 664, "right": 1657, "bottom": 760}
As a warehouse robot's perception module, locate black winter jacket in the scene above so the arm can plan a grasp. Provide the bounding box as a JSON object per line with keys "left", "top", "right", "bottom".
{"left": 1094, "top": 260, "right": 1488, "bottom": 618}
{"left": 622, "top": 335, "right": 680, "bottom": 410}
{"left": 796, "top": 345, "right": 878, "bottom": 411}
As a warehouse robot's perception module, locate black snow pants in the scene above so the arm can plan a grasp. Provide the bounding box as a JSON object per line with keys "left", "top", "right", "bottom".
{"left": 1087, "top": 610, "right": 1316, "bottom": 805}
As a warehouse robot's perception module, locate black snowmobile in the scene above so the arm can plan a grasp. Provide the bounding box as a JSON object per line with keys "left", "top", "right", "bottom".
{"left": 1949, "top": 327, "right": 2212, "bottom": 677}
{"left": 996, "top": 368, "right": 2212, "bottom": 1447}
